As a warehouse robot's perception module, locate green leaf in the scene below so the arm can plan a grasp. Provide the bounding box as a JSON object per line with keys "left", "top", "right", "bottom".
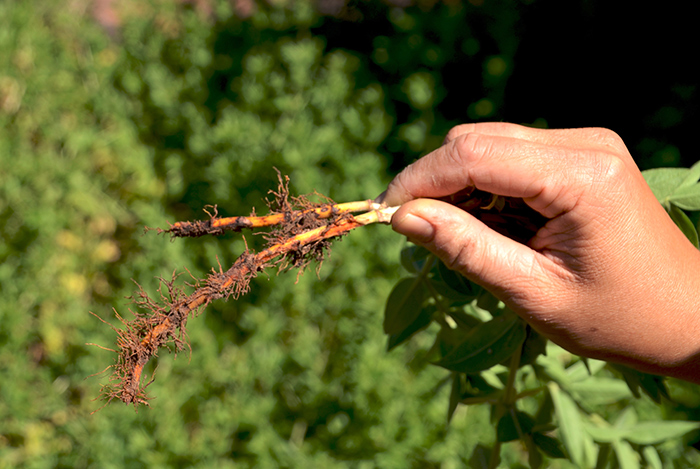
{"left": 532, "top": 432, "right": 567, "bottom": 459}
{"left": 568, "top": 377, "right": 633, "bottom": 407}
{"left": 669, "top": 203, "right": 700, "bottom": 247}
{"left": 585, "top": 422, "right": 626, "bottom": 443}
{"left": 549, "top": 382, "right": 593, "bottom": 468}
{"left": 613, "top": 406, "right": 637, "bottom": 428}
{"left": 497, "top": 410, "right": 535, "bottom": 442}
{"left": 534, "top": 390, "right": 555, "bottom": 426}
{"left": 586, "top": 414, "right": 700, "bottom": 446}
{"left": 469, "top": 444, "right": 494, "bottom": 469}
{"left": 400, "top": 244, "right": 431, "bottom": 274}
{"left": 670, "top": 183, "right": 700, "bottom": 211}
{"left": 435, "top": 260, "right": 481, "bottom": 299}
{"left": 523, "top": 433, "right": 543, "bottom": 469}
{"left": 447, "top": 373, "right": 461, "bottom": 423}
{"left": 518, "top": 326, "right": 548, "bottom": 367}
{"left": 610, "top": 364, "right": 669, "bottom": 403}
{"left": 433, "top": 316, "right": 526, "bottom": 373}
{"left": 383, "top": 277, "right": 427, "bottom": 335}
{"left": 624, "top": 421, "right": 700, "bottom": 445}
{"left": 642, "top": 164, "right": 700, "bottom": 212}
{"left": 678, "top": 159, "right": 700, "bottom": 190}
{"left": 386, "top": 305, "right": 433, "bottom": 351}
{"left": 643, "top": 167, "right": 689, "bottom": 203}
{"left": 642, "top": 446, "right": 663, "bottom": 469}
{"left": 612, "top": 439, "right": 640, "bottom": 469}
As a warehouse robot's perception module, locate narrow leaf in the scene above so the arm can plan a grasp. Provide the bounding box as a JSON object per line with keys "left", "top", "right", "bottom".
{"left": 433, "top": 316, "right": 526, "bottom": 373}
{"left": 518, "top": 326, "right": 548, "bottom": 367}
{"left": 524, "top": 433, "right": 543, "bottom": 469}
{"left": 624, "top": 421, "right": 700, "bottom": 445}
{"left": 669, "top": 183, "right": 700, "bottom": 211}
{"left": 585, "top": 422, "right": 626, "bottom": 443}
{"left": 383, "top": 277, "right": 427, "bottom": 334}
{"left": 642, "top": 446, "right": 663, "bottom": 469}
{"left": 548, "top": 382, "right": 591, "bottom": 468}
{"left": 668, "top": 203, "right": 699, "bottom": 247}
{"left": 678, "top": 159, "right": 700, "bottom": 190}
{"left": 447, "top": 373, "right": 461, "bottom": 423}
{"left": 569, "top": 377, "right": 633, "bottom": 407}
{"left": 612, "top": 439, "right": 640, "bottom": 469}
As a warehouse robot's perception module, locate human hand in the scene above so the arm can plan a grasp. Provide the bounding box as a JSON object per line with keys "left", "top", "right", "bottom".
{"left": 381, "top": 123, "right": 700, "bottom": 382}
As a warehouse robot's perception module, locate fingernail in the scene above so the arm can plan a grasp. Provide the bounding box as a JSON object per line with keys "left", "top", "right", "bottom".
{"left": 373, "top": 190, "right": 387, "bottom": 204}
{"left": 393, "top": 213, "right": 434, "bottom": 243}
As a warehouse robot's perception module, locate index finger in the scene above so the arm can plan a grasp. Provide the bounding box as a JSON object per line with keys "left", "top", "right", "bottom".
{"left": 383, "top": 126, "right": 623, "bottom": 218}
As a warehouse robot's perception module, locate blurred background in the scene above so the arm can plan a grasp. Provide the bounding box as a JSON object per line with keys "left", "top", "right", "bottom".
{"left": 1, "top": 0, "right": 698, "bottom": 467}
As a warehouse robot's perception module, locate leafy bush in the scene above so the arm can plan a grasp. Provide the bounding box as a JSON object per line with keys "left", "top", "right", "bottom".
{"left": 1, "top": 1, "right": 699, "bottom": 468}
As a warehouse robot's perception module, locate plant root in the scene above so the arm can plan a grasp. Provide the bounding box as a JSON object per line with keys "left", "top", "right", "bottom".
{"left": 96, "top": 173, "right": 383, "bottom": 408}
{"left": 95, "top": 172, "right": 545, "bottom": 409}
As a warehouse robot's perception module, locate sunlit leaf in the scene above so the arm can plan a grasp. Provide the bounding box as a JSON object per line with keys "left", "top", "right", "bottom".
{"left": 624, "top": 421, "right": 700, "bottom": 445}
{"left": 671, "top": 183, "right": 700, "bottom": 211}
{"left": 568, "top": 377, "right": 633, "bottom": 407}
{"left": 549, "top": 382, "right": 593, "bottom": 468}
{"left": 642, "top": 446, "right": 663, "bottom": 469}
{"left": 678, "top": 160, "right": 700, "bottom": 190}
{"left": 612, "top": 439, "right": 640, "bottom": 469}
{"left": 643, "top": 167, "right": 688, "bottom": 204}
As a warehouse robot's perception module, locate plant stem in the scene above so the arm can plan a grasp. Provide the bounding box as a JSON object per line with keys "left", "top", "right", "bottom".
{"left": 488, "top": 321, "right": 524, "bottom": 469}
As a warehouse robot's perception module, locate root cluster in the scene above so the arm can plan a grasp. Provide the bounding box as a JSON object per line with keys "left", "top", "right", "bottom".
{"left": 92, "top": 172, "right": 545, "bottom": 409}
{"left": 95, "top": 172, "right": 364, "bottom": 408}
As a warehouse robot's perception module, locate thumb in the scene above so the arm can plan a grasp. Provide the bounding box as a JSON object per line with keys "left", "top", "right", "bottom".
{"left": 391, "top": 199, "right": 556, "bottom": 306}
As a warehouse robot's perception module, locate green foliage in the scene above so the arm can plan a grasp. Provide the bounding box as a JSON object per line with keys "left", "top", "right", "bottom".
{"left": 2, "top": 0, "right": 700, "bottom": 468}
{"left": 643, "top": 161, "right": 700, "bottom": 247}
{"left": 385, "top": 238, "right": 700, "bottom": 466}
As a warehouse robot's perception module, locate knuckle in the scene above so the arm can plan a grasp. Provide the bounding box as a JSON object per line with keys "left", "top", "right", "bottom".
{"left": 448, "top": 132, "right": 484, "bottom": 167}
{"left": 586, "top": 127, "right": 627, "bottom": 153}
{"left": 444, "top": 124, "right": 476, "bottom": 144}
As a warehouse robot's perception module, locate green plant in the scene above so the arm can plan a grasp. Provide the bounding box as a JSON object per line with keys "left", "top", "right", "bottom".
{"left": 380, "top": 161, "right": 700, "bottom": 468}
{"left": 96, "top": 161, "right": 700, "bottom": 467}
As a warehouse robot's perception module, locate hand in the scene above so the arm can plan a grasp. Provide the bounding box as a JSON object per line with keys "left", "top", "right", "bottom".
{"left": 382, "top": 123, "right": 700, "bottom": 383}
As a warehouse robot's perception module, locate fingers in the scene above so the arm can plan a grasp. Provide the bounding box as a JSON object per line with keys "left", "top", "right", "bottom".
{"left": 385, "top": 132, "right": 582, "bottom": 216}
{"left": 443, "top": 123, "right": 629, "bottom": 154}
{"left": 391, "top": 198, "right": 568, "bottom": 308}
{"left": 384, "top": 123, "right": 630, "bottom": 219}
